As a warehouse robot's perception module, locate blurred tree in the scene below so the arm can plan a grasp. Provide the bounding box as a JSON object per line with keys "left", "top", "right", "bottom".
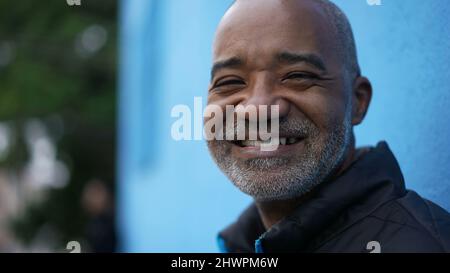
{"left": 0, "top": 0, "right": 117, "bottom": 252}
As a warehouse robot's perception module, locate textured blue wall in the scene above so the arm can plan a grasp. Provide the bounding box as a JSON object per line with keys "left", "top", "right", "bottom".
{"left": 335, "top": 0, "right": 450, "bottom": 209}
{"left": 118, "top": 0, "right": 450, "bottom": 252}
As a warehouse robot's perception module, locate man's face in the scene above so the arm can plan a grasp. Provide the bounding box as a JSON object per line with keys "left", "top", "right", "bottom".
{"left": 207, "top": 0, "right": 354, "bottom": 201}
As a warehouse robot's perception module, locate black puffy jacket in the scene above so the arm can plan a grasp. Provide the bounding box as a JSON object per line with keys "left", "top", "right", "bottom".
{"left": 218, "top": 142, "right": 450, "bottom": 253}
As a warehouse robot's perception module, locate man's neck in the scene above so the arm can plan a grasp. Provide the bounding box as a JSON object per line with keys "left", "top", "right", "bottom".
{"left": 255, "top": 143, "right": 367, "bottom": 231}
{"left": 255, "top": 193, "right": 313, "bottom": 230}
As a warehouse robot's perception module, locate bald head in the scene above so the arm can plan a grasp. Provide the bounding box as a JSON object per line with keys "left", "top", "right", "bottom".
{"left": 309, "top": 0, "right": 360, "bottom": 78}
{"left": 220, "top": 0, "right": 360, "bottom": 80}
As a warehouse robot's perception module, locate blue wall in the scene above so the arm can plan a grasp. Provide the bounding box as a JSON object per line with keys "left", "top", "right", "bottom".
{"left": 118, "top": 0, "right": 450, "bottom": 252}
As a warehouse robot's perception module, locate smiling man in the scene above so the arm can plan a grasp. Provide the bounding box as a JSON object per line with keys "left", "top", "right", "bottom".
{"left": 206, "top": 0, "right": 450, "bottom": 253}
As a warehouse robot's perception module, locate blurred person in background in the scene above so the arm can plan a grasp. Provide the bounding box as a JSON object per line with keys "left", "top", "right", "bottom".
{"left": 82, "top": 179, "right": 116, "bottom": 253}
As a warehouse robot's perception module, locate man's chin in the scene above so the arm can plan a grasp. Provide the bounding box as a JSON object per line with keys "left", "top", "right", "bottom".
{"left": 232, "top": 157, "right": 292, "bottom": 171}
{"left": 224, "top": 164, "right": 318, "bottom": 200}
{"left": 231, "top": 176, "right": 314, "bottom": 202}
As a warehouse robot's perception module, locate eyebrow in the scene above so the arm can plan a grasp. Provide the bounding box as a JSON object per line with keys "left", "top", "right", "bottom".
{"left": 276, "top": 52, "right": 327, "bottom": 72}
{"left": 210, "top": 52, "right": 327, "bottom": 81}
{"left": 211, "top": 57, "right": 243, "bottom": 81}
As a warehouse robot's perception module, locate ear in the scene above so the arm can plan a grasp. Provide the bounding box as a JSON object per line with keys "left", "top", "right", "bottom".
{"left": 351, "top": 76, "right": 372, "bottom": 126}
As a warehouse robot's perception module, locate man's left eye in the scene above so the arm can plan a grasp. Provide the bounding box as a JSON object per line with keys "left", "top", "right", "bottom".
{"left": 283, "top": 72, "right": 318, "bottom": 81}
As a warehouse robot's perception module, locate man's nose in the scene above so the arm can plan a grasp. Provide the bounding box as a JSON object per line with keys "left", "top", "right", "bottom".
{"left": 236, "top": 77, "right": 290, "bottom": 120}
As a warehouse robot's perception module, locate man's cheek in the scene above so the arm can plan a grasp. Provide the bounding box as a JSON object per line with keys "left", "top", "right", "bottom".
{"left": 311, "top": 98, "right": 346, "bottom": 132}
{"left": 208, "top": 140, "right": 231, "bottom": 155}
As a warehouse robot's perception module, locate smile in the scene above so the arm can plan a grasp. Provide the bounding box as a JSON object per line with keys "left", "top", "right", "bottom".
{"left": 233, "top": 137, "right": 303, "bottom": 147}
{"left": 229, "top": 136, "right": 306, "bottom": 159}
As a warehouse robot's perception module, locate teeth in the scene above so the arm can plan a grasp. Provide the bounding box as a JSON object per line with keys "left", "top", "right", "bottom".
{"left": 241, "top": 139, "right": 271, "bottom": 147}
{"left": 240, "top": 137, "right": 301, "bottom": 147}
{"left": 241, "top": 140, "right": 256, "bottom": 147}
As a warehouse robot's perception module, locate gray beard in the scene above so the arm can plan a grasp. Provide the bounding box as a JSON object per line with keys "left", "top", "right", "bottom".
{"left": 207, "top": 115, "right": 352, "bottom": 202}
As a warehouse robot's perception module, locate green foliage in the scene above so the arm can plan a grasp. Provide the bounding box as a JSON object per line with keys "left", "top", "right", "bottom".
{"left": 0, "top": 0, "right": 118, "bottom": 249}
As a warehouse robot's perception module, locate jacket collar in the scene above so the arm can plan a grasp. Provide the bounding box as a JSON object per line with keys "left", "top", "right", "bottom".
{"left": 219, "top": 141, "right": 407, "bottom": 253}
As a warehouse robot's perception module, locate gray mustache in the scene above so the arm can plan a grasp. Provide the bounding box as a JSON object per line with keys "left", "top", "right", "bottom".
{"left": 220, "top": 118, "right": 316, "bottom": 140}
